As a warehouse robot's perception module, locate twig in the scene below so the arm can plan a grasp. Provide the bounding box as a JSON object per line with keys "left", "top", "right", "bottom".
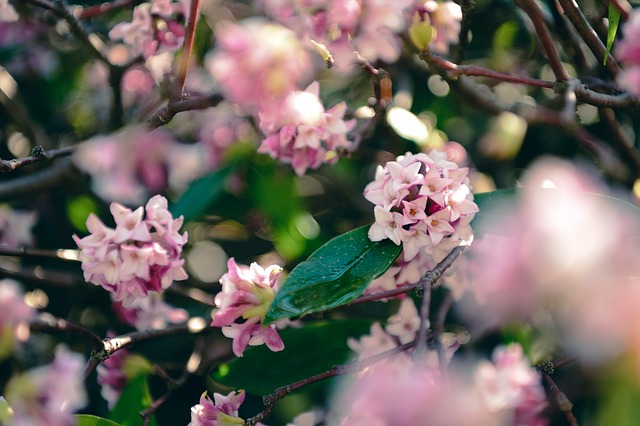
{"left": 413, "top": 275, "right": 432, "bottom": 357}
{"left": 556, "top": 0, "right": 621, "bottom": 76}
{"left": 545, "top": 0, "right": 588, "bottom": 70}
{"left": 0, "top": 158, "right": 75, "bottom": 200}
{"left": 171, "top": 0, "right": 201, "bottom": 102}
{"left": 433, "top": 291, "right": 453, "bottom": 383}
{"left": 0, "top": 146, "right": 75, "bottom": 173}
{"left": 245, "top": 340, "right": 417, "bottom": 425}
{"left": 516, "top": 0, "right": 570, "bottom": 81}
{"left": 598, "top": 108, "right": 640, "bottom": 177}
{"left": 147, "top": 93, "right": 224, "bottom": 128}
{"left": 166, "top": 283, "right": 216, "bottom": 307}
{"left": 349, "top": 246, "right": 465, "bottom": 306}
{"left": 0, "top": 264, "right": 79, "bottom": 286}
{"left": 542, "top": 373, "right": 579, "bottom": 426}
{"left": 78, "top": 0, "right": 142, "bottom": 19}
{"left": 30, "top": 315, "right": 103, "bottom": 348}
{"left": 454, "top": 0, "right": 475, "bottom": 62}
{"left": 0, "top": 246, "right": 79, "bottom": 261}
{"left": 0, "top": 86, "right": 47, "bottom": 148}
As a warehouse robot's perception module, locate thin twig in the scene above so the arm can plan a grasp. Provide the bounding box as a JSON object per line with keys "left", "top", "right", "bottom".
{"left": 598, "top": 108, "right": 640, "bottom": 177}
{"left": 0, "top": 246, "right": 79, "bottom": 261}
{"left": 413, "top": 277, "right": 432, "bottom": 357}
{"left": 147, "top": 93, "right": 224, "bottom": 128}
{"left": 542, "top": 373, "right": 579, "bottom": 426}
{"left": 0, "top": 158, "right": 75, "bottom": 200}
{"left": 454, "top": 0, "right": 475, "bottom": 63}
{"left": 433, "top": 291, "right": 453, "bottom": 383}
{"left": 516, "top": 0, "right": 570, "bottom": 81}
{"left": 171, "top": 0, "right": 201, "bottom": 102}
{"left": 0, "top": 146, "right": 75, "bottom": 173}
{"left": 556, "top": 0, "right": 621, "bottom": 76}
{"left": 78, "top": 0, "right": 142, "bottom": 19}
{"left": 30, "top": 315, "right": 103, "bottom": 348}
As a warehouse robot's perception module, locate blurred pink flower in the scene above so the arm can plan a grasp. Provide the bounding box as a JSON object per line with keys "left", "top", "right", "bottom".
{"left": 0, "top": 279, "right": 35, "bottom": 359}
{"left": 74, "top": 195, "right": 188, "bottom": 307}
{"left": 73, "top": 126, "right": 205, "bottom": 205}
{"left": 212, "top": 258, "right": 284, "bottom": 356}
{"left": 113, "top": 292, "right": 188, "bottom": 330}
{"left": 207, "top": 18, "right": 311, "bottom": 112}
{"left": 0, "top": 206, "right": 36, "bottom": 247}
{"left": 0, "top": 0, "right": 17, "bottom": 22}
{"left": 417, "top": 0, "right": 463, "bottom": 55}
{"left": 257, "top": 82, "right": 356, "bottom": 175}
{"left": 188, "top": 390, "right": 247, "bottom": 426}
{"left": 616, "top": 9, "right": 640, "bottom": 96}
{"left": 4, "top": 346, "right": 87, "bottom": 426}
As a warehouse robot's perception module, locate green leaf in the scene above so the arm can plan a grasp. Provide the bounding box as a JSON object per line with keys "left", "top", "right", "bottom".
{"left": 472, "top": 189, "right": 517, "bottom": 236}
{"left": 170, "top": 164, "right": 233, "bottom": 222}
{"left": 605, "top": 4, "right": 621, "bottom": 65}
{"left": 211, "top": 320, "right": 372, "bottom": 395}
{"left": 264, "top": 226, "right": 401, "bottom": 324}
{"left": 76, "top": 415, "right": 123, "bottom": 426}
{"left": 109, "top": 374, "right": 156, "bottom": 426}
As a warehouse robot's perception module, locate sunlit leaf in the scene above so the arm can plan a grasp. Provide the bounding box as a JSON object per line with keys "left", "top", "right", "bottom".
{"left": 211, "top": 320, "right": 372, "bottom": 395}
{"left": 76, "top": 415, "right": 123, "bottom": 426}
{"left": 264, "top": 226, "right": 401, "bottom": 324}
{"left": 109, "top": 374, "right": 156, "bottom": 426}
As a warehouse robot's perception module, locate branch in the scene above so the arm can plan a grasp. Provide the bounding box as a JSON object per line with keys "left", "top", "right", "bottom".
{"left": 413, "top": 275, "right": 432, "bottom": 357}
{"left": 453, "top": 0, "right": 475, "bottom": 63}
{"left": 542, "top": 372, "right": 579, "bottom": 426}
{"left": 30, "top": 315, "right": 103, "bottom": 348}
{"left": 0, "top": 158, "right": 75, "bottom": 200}
{"left": 0, "top": 246, "right": 79, "bottom": 261}
{"left": 171, "top": 0, "right": 201, "bottom": 102}
{"left": 599, "top": 107, "right": 640, "bottom": 177}
{"left": 147, "top": 93, "right": 224, "bottom": 128}
{"left": 433, "top": 291, "right": 453, "bottom": 383}
{"left": 516, "top": 0, "right": 570, "bottom": 81}
{"left": 78, "top": 0, "right": 142, "bottom": 19}
{"left": 556, "top": 0, "right": 621, "bottom": 76}
{"left": 245, "top": 340, "right": 417, "bottom": 425}
{"left": 0, "top": 146, "right": 75, "bottom": 173}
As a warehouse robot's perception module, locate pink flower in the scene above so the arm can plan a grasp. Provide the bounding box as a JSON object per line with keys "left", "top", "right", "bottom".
{"left": 188, "top": 390, "right": 247, "bottom": 426}
{"left": 113, "top": 293, "right": 188, "bottom": 330}
{"left": 212, "top": 258, "right": 284, "bottom": 356}
{"left": 74, "top": 195, "right": 188, "bottom": 307}
{"left": 0, "top": 279, "right": 35, "bottom": 358}
{"left": 4, "top": 346, "right": 87, "bottom": 426}
{"left": 420, "top": 0, "right": 463, "bottom": 55}
{"left": 257, "top": 82, "right": 356, "bottom": 175}
{"left": 207, "top": 18, "right": 311, "bottom": 112}
{"left": 0, "top": 0, "right": 17, "bottom": 23}
{"left": 0, "top": 206, "right": 37, "bottom": 248}
{"left": 616, "top": 10, "right": 640, "bottom": 96}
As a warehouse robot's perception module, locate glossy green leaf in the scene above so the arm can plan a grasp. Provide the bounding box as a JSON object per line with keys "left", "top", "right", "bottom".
{"left": 264, "top": 226, "right": 401, "bottom": 324}
{"left": 76, "top": 415, "right": 122, "bottom": 426}
{"left": 605, "top": 4, "right": 621, "bottom": 65}
{"left": 109, "top": 374, "right": 156, "bottom": 426}
{"left": 211, "top": 320, "right": 372, "bottom": 395}
{"left": 170, "top": 164, "right": 233, "bottom": 222}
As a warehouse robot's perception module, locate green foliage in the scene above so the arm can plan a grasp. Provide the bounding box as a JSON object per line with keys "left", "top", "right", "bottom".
{"left": 109, "top": 374, "right": 156, "bottom": 426}
{"left": 264, "top": 226, "right": 401, "bottom": 324}
{"left": 170, "top": 164, "right": 234, "bottom": 222}
{"left": 605, "top": 4, "right": 621, "bottom": 65}
{"left": 67, "top": 195, "right": 99, "bottom": 233}
{"left": 76, "top": 415, "right": 123, "bottom": 426}
{"left": 211, "top": 320, "right": 372, "bottom": 395}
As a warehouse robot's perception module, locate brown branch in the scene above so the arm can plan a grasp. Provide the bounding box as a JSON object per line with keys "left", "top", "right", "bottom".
{"left": 0, "top": 146, "right": 75, "bottom": 173}
{"left": 245, "top": 340, "right": 417, "bottom": 425}
{"left": 599, "top": 107, "right": 640, "bottom": 177}
{"left": 454, "top": 0, "right": 475, "bottom": 63}
{"left": 78, "top": 0, "right": 142, "bottom": 19}
{"left": 0, "top": 158, "right": 75, "bottom": 200}
{"left": 30, "top": 315, "right": 103, "bottom": 348}
{"left": 516, "top": 0, "right": 570, "bottom": 81}
{"left": 0, "top": 246, "right": 79, "bottom": 261}
{"left": 0, "top": 264, "right": 79, "bottom": 286}
{"left": 543, "top": 372, "right": 579, "bottom": 426}
{"left": 413, "top": 275, "right": 432, "bottom": 357}
{"left": 147, "top": 93, "right": 224, "bottom": 128}
{"left": 556, "top": 0, "right": 621, "bottom": 76}
{"left": 171, "top": 0, "right": 201, "bottom": 102}
{"left": 434, "top": 291, "right": 453, "bottom": 382}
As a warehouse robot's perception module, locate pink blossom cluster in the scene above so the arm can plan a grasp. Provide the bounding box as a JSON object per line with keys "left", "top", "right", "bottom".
{"left": 189, "top": 390, "right": 253, "bottom": 426}
{"left": 0, "top": 279, "right": 35, "bottom": 359}
{"left": 73, "top": 195, "right": 188, "bottom": 307}
{"left": 73, "top": 126, "right": 204, "bottom": 205}
{"left": 260, "top": 0, "right": 413, "bottom": 71}
{"left": 206, "top": 18, "right": 311, "bottom": 112}
{"left": 363, "top": 150, "right": 477, "bottom": 290}
{"left": 258, "top": 82, "right": 356, "bottom": 176}
{"left": 109, "top": 0, "right": 187, "bottom": 58}
{"left": 211, "top": 258, "right": 284, "bottom": 357}
{"left": 336, "top": 343, "right": 546, "bottom": 426}
{"left": 616, "top": 9, "right": 640, "bottom": 96}
{"left": 96, "top": 336, "right": 152, "bottom": 409}
{"left": 3, "top": 345, "right": 87, "bottom": 426}
{"left": 0, "top": 206, "right": 37, "bottom": 248}
{"left": 412, "top": 0, "right": 463, "bottom": 54}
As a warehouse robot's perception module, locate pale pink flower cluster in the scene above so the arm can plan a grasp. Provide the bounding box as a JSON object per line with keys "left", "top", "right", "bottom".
{"left": 0, "top": 0, "right": 18, "bottom": 22}
{"left": 258, "top": 82, "right": 356, "bottom": 176}
{"left": 207, "top": 18, "right": 311, "bottom": 111}
{"left": 0, "top": 279, "right": 35, "bottom": 358}
{"left": 211, "top": 258, "right": 284, "bottom": 357}
{"left": 113, "top": 293, "right": 188, "bottom": 330}
{"left": 412, "top": 0, "right": 463, "bottom": 54}
{"left": 336, "top": 343, "right": 546, "bottom": 426}
{"left": 109, "top": 0, "right": 187, "bottom": 58}
{"left": 3, "top": 346, "right": 87, "bottom": 426}
{"left": 616, "top": 9, "right": 640, "bottom": 96}
{"left": 0, "top": 206, "right": 37, "bottom": 248}
{"left": 188, "top": 390, "right": 248, "bottom": 426}
{"left": 73, "top": 126, "right": 204, "bottom": 205}
{"left": 73, "top": 195, "right": 188, "bottom": 307}
{"left": 260, "top": 0, "right": 414, "bottom": 71}
{"left": 363, "top": 150, "right": 477, "bottom": 291}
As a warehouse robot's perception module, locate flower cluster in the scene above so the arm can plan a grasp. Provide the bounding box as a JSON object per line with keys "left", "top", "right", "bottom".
{"left": 113, "top": 293, "right": 188, "bottom": 330}
{"left": 74, "top": 195, "right": 188, "bottom": 307}
{"left": 0, "top": 279, "right": 35, "bottom": 359}
{"left": 336, "top": 343, "right": 546, "bottom": 426}
{"left": 364, "top": 151, "right": 477, "bottom": 260}
{"left": 616, "top": 9, "right": 640, "bottom": 96}
{"left": 109, "top": 0, "right": 187, "bottom": 59}
{"left": 410, "top": 0, "right": 463, "bottom": 55}
{"left": 206, "top": 18, "right": 311, "bottom": 111}
{"left": 0, "top": 205, "right": 37, "bottom": 248}
{"left": 211, "top": 258, "right": 284, "bottom": 357}
{"left": 258, "top": 82, "right": 356, "bottom": 176}
{"left": 3, "top": 346, "right": 87, "bottom": 426}
{"left": 188, "top": 390, "right": 249, "bottom": 426}
{"left": 73, "top": 126, "right": 204, "bottom": 205}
